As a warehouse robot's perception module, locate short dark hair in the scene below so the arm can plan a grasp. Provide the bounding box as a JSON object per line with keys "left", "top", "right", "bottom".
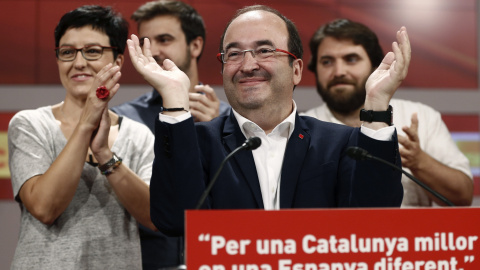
{"left": 132, "top": 0, "right": 206, "bottom": 59}
{"left": 54, "top": 5, "right": 129, "bottom": 59}
{"left": 308, "top": 19, "right": 384, "bottom": 72}
{"left": 219, "top": 5, "right": 303, "bottom": 65}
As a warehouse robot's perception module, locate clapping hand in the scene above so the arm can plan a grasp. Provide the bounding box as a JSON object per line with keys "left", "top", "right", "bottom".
{"left": 127, "top": 34, "right": 190, "bottom": 110}
{"left": 189, "top": 84, "right": 221, "bottom": 122}
{"left": 365, "top": 27, "right": 411, "bottom": 110}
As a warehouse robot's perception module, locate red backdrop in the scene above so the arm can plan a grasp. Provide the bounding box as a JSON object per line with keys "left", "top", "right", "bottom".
{"left": 0, "top": 0, "right": 477, "bottom": 88}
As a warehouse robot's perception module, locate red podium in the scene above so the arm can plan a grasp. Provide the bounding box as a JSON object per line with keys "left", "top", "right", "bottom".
{"left": 186, "top": 208, "right": 480, "bottom": 270}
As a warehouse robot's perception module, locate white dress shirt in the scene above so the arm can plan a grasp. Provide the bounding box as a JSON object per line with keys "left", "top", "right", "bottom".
{"left": 232, "top": 105, "right": 296, "bottom": 210}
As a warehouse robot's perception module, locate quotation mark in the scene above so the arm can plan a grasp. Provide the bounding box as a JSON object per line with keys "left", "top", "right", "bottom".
{"left": 199, "top": 233, "right": 211, "bottom": 242}
{"left": 464, "top": 255, "right": 475, "bottom": 263}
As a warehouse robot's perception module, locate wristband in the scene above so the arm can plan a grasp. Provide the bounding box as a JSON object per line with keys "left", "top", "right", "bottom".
{"left": 98, "top": 152, "right": 122, "bottom": 176}
{"left": 160, "top": 107, "right": 188, "bottom": 113}
{"left": 359, "top": 105, "right": 393, "bottom": 126}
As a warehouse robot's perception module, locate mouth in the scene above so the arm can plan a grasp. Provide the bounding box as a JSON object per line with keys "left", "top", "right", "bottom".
{"left": 71, "top": 74, "right": 92, "bottom": 81}
{"left": 328, "top": 78, "right": 355, "bottom": 88}
{"left": 331, "top": 82, "right": 351, "bottom": 87}
{"left": 238, "top": 77, "right": 267, "bottom": 86}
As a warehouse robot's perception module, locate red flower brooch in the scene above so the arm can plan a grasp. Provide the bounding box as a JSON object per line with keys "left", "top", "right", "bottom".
{"left": 96, "top": 86, "right": 109, "bottom": 100}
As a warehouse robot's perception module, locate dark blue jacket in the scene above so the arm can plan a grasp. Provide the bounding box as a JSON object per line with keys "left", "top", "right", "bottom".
{"left": 151, "top": 112, "right": 403, "bottom": 237}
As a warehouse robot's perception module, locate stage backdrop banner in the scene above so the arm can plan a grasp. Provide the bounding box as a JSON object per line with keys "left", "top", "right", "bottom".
{"left": 185, "top": 208, "right": 480, "bottom": 270}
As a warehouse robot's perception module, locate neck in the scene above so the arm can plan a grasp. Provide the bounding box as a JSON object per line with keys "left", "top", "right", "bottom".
{"left": 186, "top": 61, "right": 200, "bottom": 93}
{"left": 329, "top": 106, "right": 363, "bottom": 127}
{"left": 237, "top": 100, "right": 294, "bottom": 134}
{"left": 55, "top": 98, "right": 84, "bottom": 124}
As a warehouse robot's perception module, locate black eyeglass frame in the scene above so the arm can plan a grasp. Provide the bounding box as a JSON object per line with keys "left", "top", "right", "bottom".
{"left": 216, "top": 48, "right": 298, "bottom": 64}
{"left": 54, "top": 45, "right": 117, "bottom": 62}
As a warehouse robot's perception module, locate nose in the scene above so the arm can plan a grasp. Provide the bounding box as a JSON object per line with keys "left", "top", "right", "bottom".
{"left": 72, "top": 50, "right": 87, "bottom": 69}
{"left": 239, "top": 50, "right": 259, "bottom": 73}
{"left": 149, "top": 40, "right": 163, "bottom": 58}
{"left": 333, "top": 61, "right": 346, "bottom": 77}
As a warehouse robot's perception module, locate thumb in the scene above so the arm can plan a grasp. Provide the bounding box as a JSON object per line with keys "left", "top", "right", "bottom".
{"left": 162, "top": 59, "right": 179, "bottom": 71}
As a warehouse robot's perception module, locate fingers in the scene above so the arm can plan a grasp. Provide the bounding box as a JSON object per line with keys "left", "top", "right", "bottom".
{"left": 397, "top": 134, "right": 411, "bottom": 149}
{"left": 392, "top": 27, "right": 411, "bottom": 78}
{"left": 162, "top": 59, "right": 180, "bottom": 71}
{"left": 93, "top": 63, "right": 122, "bottom": 102}
{"left": 127, "top": 34, "right": 158, "bottom": 72}
{"left": 97, "top": 107, "right": 111, "bottom": 131}
{"left": 398, "top": 136, "right": 414, "bottom": 168}
{"left": 90, "top": 107, "right": 112, "bottom": 158}
{"left": 377, "top": 51, "right": 396, "bottom": 70}
{"left": 398, "top": 148, "right": 409, "bottom": 168}
{"left": 398, "top": 113, "right": 422, "bottom": 169}
{"left": 410, "top": 112, "right": 419, "bottom": 131}
{"left": 141, "top": 35, "right": 153, "bottom": 59}
{"left": 188, "top": 85, "right": 221, "bottom": 122}
{"left": 189, "top": 92, "right": 220, "bottom": 122}
{"left": 127, "top": 35, "right": 146, "bottom": 71}
{"left": 402, "top": 113, "right": 419, "bottom": 142}
{"left": 397, "top": 27, "right": 411, "bottom": 62}
{"left": 195, "top": 85, "right": 220, "bottom": 102}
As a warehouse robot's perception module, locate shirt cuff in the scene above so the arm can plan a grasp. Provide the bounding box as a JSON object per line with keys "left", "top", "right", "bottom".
{"left": 159, "top": 112, "right": 192, "bottom": 124}
{"left": 360, "top": 125, "right": 395, "bottom": 141}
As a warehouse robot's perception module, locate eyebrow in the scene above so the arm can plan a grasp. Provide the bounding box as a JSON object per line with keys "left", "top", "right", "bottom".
{"left": 140, "top": 34, "right": 174, "bottom": 42}
{"left": 342, "top": 53, "right": 361, "bottom": 59}
{"left": 319, "top": 55, "right": 334, "bottom": 60}
{"left": 224, "top": 39, "right": 275, "bottom": 51}
{"left": 319, "top": 53, "right": 360, "bottom": 60}
{"left": 153, "top": 33, "right": 174, "bottom": 40}
{"left": 58, "top": 42, "right": 103, "bottom": 47}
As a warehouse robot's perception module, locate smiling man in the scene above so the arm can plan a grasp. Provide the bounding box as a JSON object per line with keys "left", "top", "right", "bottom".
{"left": 303, "top": 19, "right": 473, "bottom": 207}
{"left": 127, "top": 5, "right": 410, "bottom": 237}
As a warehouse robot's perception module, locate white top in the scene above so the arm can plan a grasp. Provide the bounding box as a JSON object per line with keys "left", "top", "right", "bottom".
{"left": 9, "top": 106, "right": 155, "bottom": 269}
{"left": 302, "top": 98, "right": 473, "bottom": 207}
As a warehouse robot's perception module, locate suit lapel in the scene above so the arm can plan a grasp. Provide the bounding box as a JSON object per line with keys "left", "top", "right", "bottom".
{"left": 223, "top": 115, "right": 264, "bottom": 208}
{"left": 280, "top": 114, "right": 310, "bottom": 208}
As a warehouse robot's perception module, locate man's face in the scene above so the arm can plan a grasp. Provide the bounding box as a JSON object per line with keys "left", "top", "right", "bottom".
{"left": 221, "top": 10, "right": 302, "bottom": 113}
{"left": 314, "top": 37, "right": 373, "bottom": 114}
{"left": 138, "top": 15, "right": 191, "bottom": 73}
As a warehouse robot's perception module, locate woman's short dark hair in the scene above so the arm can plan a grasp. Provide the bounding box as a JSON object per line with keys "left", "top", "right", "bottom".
{"left": 54, "top": 5, "right": 129, "bottom": 59}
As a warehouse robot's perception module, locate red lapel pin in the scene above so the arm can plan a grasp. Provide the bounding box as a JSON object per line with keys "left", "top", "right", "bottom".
{"left": 298, "top": 134, "right": 304, "bottom": 139}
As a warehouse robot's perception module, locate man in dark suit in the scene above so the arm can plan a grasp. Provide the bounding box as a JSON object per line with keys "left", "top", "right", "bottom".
{"left": 127, "top": 5, "right": 410, "bottom": 236}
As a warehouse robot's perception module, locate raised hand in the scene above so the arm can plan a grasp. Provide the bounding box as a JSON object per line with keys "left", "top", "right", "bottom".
{"left": 189, "top": 84, "right": 221, "bottom": 122}
{"left": 76, "top": 63, "right": 121, "bottom": 162}
{"left": 80, "top": 63, "right": 121, "bottom": 133}
{"left": 365, "top": 27, "right": 411, "bottom": 111}
{"left": 90, "top": 106, "right": 112, "bottom": 157}
{"left": 127, "top": 34, "right": 190, "bottom": 110}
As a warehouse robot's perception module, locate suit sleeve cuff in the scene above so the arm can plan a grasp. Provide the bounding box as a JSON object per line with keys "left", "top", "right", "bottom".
{"left": 360, "top": 125, "right": 395, "bottom": 141}
{"left": 159, "top": 112, "right": 192, "bottom": 124}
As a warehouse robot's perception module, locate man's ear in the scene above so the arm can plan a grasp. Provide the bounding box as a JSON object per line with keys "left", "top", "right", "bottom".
{"left": 292, "top": 58, "right": 303, "bottom": 86}
{"left": 189, "top": 36, "right": 204, "bottom": 59}
{"left": 114, "top": 54, "right": 124, "bottom": 69}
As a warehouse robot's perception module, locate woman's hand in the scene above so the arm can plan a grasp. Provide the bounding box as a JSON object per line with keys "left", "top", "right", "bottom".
{"left": 79, "top": 63, "right": 121, "bottom": 132}
{"left": 80, "top": 63, "right": 121, "bottom": 162}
